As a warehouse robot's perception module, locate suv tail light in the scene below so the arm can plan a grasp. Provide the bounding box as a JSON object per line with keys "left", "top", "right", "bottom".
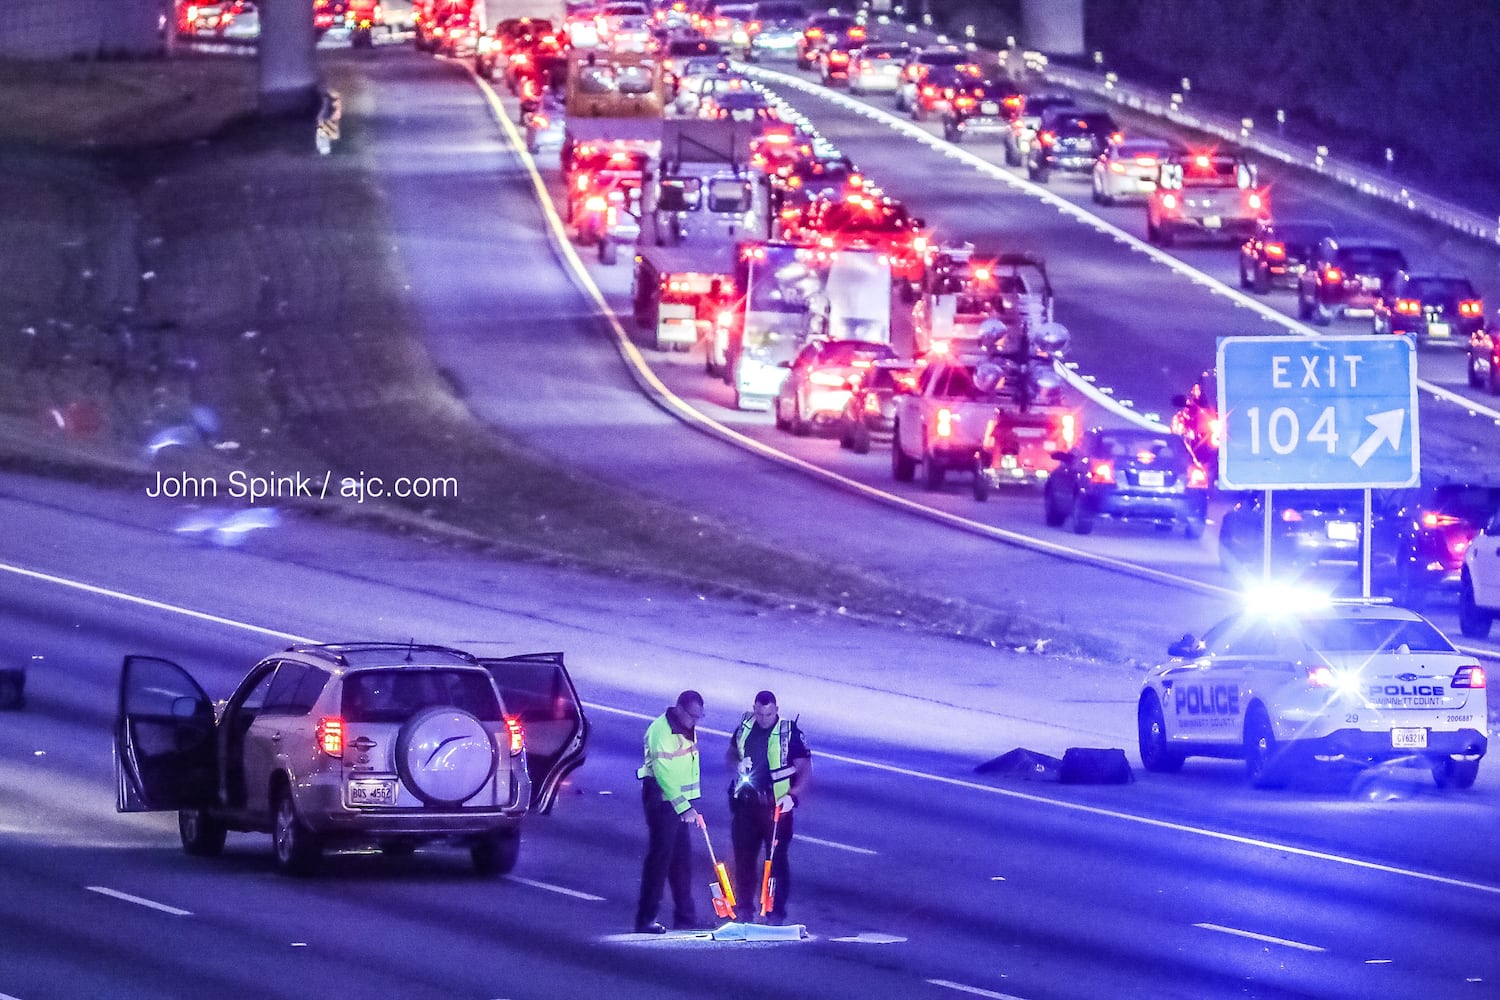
{"left": 936, "top": 407, "right": 955, "bottom": 438}
{"left": 1089, "top": 460, "right": 1114, "bottom": 484}
{"left": 1460, "top": 299, "right": 1483, "bottom": 317}
{"left": 505, "top": 715, "right": 526, "bottom": 754}
{"left": 317, "top": 717, "right": 344, "bottom": 756}
{"left": 1322, "top": 266, "right": 1343, "bottom": 285}
{"left": 1452, "top": 665, "right": 1487, "bottom": 689}
{"left": 1394, "top": 298, "right": 1421, "bottom": 316}
{"left": 1264, "top": 242, "right": 1285, "bottom": 259}
{"left": 1038, "top": 129, "right": 1056, "bottom": 146}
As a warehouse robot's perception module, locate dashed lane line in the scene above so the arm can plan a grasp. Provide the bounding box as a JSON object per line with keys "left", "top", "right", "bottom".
{"left": 1194, "top": 922, "right": 1326, "bottom": 953}
{"left": 86, "top": 886, "right": 191, "bottom": 916}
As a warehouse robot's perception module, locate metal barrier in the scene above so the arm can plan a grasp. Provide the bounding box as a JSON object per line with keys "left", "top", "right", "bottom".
{"left": 316, "top": 89, "right": 342, "bottom": 155}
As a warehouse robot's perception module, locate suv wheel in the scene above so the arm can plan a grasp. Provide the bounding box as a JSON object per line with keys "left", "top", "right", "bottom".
{"left": 1432, "top": 757, "right": 1480, "bottom": 790}
{"left": 1296, "top": 293, "right": 1313, "bottom": 320}
{"left": 178, "top": 809, "right": 227, "bottom": 857}
{"left": 272, "top": 787, "right": 323, "bottom": 875}
{"left": 1251, "top": 265, "right": 1271, "bottom": 294}
{"left": 472, "top": 830, "right": 521, "bottom": 876}
{"left": 1468, "top": 353, "right": 1483, "bottom": 388}
{"left": 397, "top": 708, "right": 497, "bottom": 806}
{"left": 891, "top": 424, "right": 916, "bottom": 482}
{"left": 971, "top": 455, "right": 991, "bottom": 501}
{"left": 1458, "top": 575, "right": 1494, "bottom": 639}
{"left": 1138, "top": 693, "right": 1184, "bottom": 773}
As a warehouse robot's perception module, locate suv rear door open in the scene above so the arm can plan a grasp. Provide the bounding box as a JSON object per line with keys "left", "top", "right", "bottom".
{"left": 478, "top": 652, "right": 590, "bottom": 813}
{"left": 115, "top": 655, "right": 218, "bottom": 812}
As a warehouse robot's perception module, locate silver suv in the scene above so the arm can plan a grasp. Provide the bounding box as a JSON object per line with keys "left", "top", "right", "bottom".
{"left": 114, "top": 642, "right": 588, "bottom": 876}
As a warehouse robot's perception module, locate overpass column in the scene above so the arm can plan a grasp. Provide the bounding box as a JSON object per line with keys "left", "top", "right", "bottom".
{"left": 1020, "top": 0, "right": 1085, "bottom": 56}
{"left": 259, "top": 0, "right": 320, "bottom": 115}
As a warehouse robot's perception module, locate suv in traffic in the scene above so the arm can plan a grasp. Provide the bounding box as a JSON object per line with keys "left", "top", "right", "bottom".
{"left": 1237, "top": 218, "right": 1336, "bottom": 293}
{"left": 1026, "top": 108, "right": 1121, "bottom": 183}
{"left": 1296, "top": 237, "right": 1409, "bottom": 326}
{"left": 115, "top": 642, "right": 588, "bottom": 876}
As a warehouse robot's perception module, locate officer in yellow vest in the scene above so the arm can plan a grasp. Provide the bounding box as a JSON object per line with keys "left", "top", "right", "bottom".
{"left": 634, "top": 690, "right": 704, "bottom": 934}
{"left": 727, "top": 690, "right": 811, "bottom": 925}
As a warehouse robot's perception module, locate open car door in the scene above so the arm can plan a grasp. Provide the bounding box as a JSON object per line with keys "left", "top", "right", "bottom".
{"left": 479, "top": 652, "right": 589, "bottom": 814}
{"left": 115, "top": 655, "right": 218, "bottom": 813}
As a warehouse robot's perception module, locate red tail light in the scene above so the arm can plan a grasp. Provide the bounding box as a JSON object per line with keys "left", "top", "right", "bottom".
{"left": 955, "top": 95, "right": 974, "bottom": 109}
{"left": 1422, "top": 512, "right": 1461, "bottom": 528}
{"left": 1323, "top": 266, "right": 1343, "bottom": 284}
{"left": 1305, "top": 665, "right": 1336, "bottom": 688}
{"left": 936, "top": 408, "right": 955, "bottom": 438}
{"left": 1109, "top": 131, "right": 1124, "bottom": 144}
{"left": 584, "top": 195, "right": 608, "bottom": 212}
{"left": 317, "top": 717, "right": 344, "bottom": 756}
{"left": 1247, "top": 192, "right": 1264, "bottom": 211}
{"left": 849, "top": 25, "right": 865, "bottom": 40}
{"left": 1265, "top": 242, "right": 1285, "bottom": 259}
{"left": 1281, "top": 508, "right": 1303, "bottom": 522}
{"left": 1453, "top": 665, "right": 1487, "bottom": 689}
{"left": 748, "top": 19, "right": 760, "bottom": 31}
{"left": 1038, "top": 130, "right": 1056, "bottom": 146}
{"left": 921, "top": 84, "right": 936, "bottom": 97}
{"left": 1394, "top": 298, "right": 1421, "bottom": 316}
{"left": 505, "top": 715, "right": 526, "bottom": 754}
{"left": 1003, "top": 95, "right": 1021, "bottom": 109}
{"left": 1459, "top": 299, "right": 1483, "bottom": 317}
{"left": 829, "top": 51, "right": 849, "bottom": 64}
{"left": 805, "top": 26, "right": 822, "bottom": 39}
{"left": 1089, "top": 460, "right": 1114, "bottom": 484}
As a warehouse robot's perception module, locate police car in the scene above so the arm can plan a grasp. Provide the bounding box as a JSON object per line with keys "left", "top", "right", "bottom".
{"left": 1137, "top": 592, "right": 1488, "bottom": 789}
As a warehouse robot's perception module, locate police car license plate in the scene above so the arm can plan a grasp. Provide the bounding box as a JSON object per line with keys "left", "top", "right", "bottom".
{"left": 1428, "top": 322, "right": 1450, "bottom": 338}
{"left": 349, "top": 778, "right": 398, "bottom": 805}
{"left": 1137, "top": 470, "right": 1165, "bottom": 487}
{"left": 1202, "top": 216, "right": 1222, "bottom": 229}
{"left": 1326, "top": 520, "right": 1357, "bottom": 541}
{"left": 1391, "top": 728, "right": 1427, "bottom": 749}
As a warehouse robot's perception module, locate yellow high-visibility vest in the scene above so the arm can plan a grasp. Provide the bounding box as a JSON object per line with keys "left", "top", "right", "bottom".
{"left": 638, "top": 712, "right": 700, "bottom": 814}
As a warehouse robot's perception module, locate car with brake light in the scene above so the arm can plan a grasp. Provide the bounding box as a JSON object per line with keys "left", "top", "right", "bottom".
{"left": 1371, "top": 272, "right": 1483, "bottom": 346}
{"left": 699, "top": 1, "right": 756, "bottom": 54}
{"left": 846, "top": 42, "right": 908, "bottom": 94}
{"left": 941, "top": 76, "right": 1022, "bottom": 144}
{"left": 1237, "top": 218, "right": 1336, "bottom": 293}
{"left": 906, "top": 61, "right": 983, "bottom": 122}
{"left": 972, "top": 393, "right": 1077, "bottom": 499}
{"left": 1146, "top": 150, "right": 1267, "bottom": 246}
{"left": 114, "top": 642, "right": 589, "bottom": 875}
{"left": 1376, "top": 481, "right": 1500, "bottom": 606}
{"left": 795, "top": 191, "right": 928, "bottom": 293}
{"left": 700, "top": 87, "right": 782, "bottom": 123}
{"left": 1043, "top": 426, "right": 1208, "bottom": 536}
{"left": 892, "top": 46, "right": 971, "bottom": 115}
{"left": 744, "top": 0, "right": 807, "bottom": 61}
{"left": 1026, "top": 108, "right": 1121, "bottom": 184}
{"left": 796, "top": 13, "right": 863, "bottom": 70}
{"left": 836, "top": 357, "right": 919, "bottom": 454}
{"left": 1138, "top": 596, "right": 1487, "bottom": 788}
{"left": 1003, "top": 91, "right": 1075, "bottom": 167}
{"left": 891, "top": 356, "right": 1006, "bottom": 491}
{"left": 1091, "top": 137, "right": 1178, "bottom": 205}
{"left": 1469, "top": 322, "right": 1500, "bottom": 394}
{"left": 775, "top": 338, "right": 897, "bottom": 436}
{"left": 1296, "top": 237, "right": 1409, "bottom": 325}
{"left": 660, "top": 37, "right": 724, "bottom": 95}
{"left": 1218, "top": 489, "right": 1374, "bottom": 576}
{"left": 769, "top": 153, "right": 858, "bottom": 237}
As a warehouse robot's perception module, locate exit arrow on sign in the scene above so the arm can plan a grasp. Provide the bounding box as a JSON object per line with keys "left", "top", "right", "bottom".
{"left": 1350, "top": 409, "right": 1406, "bottom": 468}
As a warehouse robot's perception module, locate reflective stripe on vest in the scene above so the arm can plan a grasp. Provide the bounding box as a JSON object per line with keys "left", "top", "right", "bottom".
{"left": 734, "top": 715, "right": 793, "bottom": 800}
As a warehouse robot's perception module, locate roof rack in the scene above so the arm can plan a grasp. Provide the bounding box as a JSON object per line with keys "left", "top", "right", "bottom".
{"left": 288, "top": 642, "right": 479, "bottom": 667}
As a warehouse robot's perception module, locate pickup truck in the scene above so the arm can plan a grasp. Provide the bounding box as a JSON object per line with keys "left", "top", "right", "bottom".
{"left": 1146, "top": 152, "right": 1267, "bottom": 247}
{"left": 891, "top": 357, "right": 1002, "bottom": 490}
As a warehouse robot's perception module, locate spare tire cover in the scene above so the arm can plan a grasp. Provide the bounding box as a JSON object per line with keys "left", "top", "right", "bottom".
{"left": 395, "top": 707, "right": 498, "bottom": 807}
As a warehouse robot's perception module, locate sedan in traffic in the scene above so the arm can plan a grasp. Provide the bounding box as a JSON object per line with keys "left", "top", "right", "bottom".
{"left": 1042, "top": 427, "right": 1208, "bottom": 537}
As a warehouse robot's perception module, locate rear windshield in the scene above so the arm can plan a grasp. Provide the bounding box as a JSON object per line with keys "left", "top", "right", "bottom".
{"left": 342, "top": 669, "right": 502, "bottom": 723}
{"left": 1296, "top": 617, "right": 1455, "bottom": 654}
{"left": 1404, "top": 276, "right": 1475, "bottom": 299}
{"left": 754, "top": 2, "right": 806, "bottom": 18}
{"left": 920, "top": 50, "right": 969, "bottom": 67}
{"left": 1272, "top": 223, "right": 1332, "bottom": 247}
{"left": 1053, "top": 114, "right": 1116, "bottom": 136}
{"left": 1337, "top": 246, "right": 1406, "bottom": 271}
{"left": 1095, "top": 432, "right": 1187, "bottom": 462}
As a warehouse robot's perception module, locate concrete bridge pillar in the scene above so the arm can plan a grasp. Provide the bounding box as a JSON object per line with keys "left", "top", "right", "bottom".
{"left": 258, "top": 0, "right": 320, "bottom": 115}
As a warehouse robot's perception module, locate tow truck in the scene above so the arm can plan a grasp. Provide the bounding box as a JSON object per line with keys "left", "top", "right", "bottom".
{"left": 1147, "top": 150, "right": 1268, "bottom": 247}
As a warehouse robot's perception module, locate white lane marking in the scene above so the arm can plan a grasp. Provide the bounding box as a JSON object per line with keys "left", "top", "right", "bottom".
{"left": 86, "top": 885, "right": 191, "bottom": 916}
{"left": 8, "top": 572, "right": 1499, "bottom": 900}
{"left": 505, "top": 875, "right": 605, "bottom": 901}
{"left": 0, "top": 561, "right": 306, "bottom": 643}
{"left": 1194, "top": 922, "right": 1326, "bottom": 953}
{"left": 927, "top": 979, "right": 1030, "bottom": 1000}
{"left": 797, "top": 835, "right": 877, "bottom": 856}
{"left": 1, "top": 992, "right": 25, "bottom": 1000}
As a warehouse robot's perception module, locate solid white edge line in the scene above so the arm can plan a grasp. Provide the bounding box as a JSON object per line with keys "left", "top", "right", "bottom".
{"left": 0, "top": 992, "right": 23, "bottom": 1000}
{"left": 86, "top": 885, "right": 192, "bottom": 916}
{"left": 927, "top": 978, "right": 1030, "bottom": 1000}
{"left": 505, "top": 874, "right": 606, "bottom": 901}
{"left": 797, "top": 835, "right": 878, "bottom": 856}
{"left": 1193, "top": 921, "right": 1326, "bottom": 953}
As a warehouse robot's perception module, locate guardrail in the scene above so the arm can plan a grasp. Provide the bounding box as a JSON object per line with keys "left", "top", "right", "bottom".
{"left": 316, "top": 89, "right": 342, "bottom": 155}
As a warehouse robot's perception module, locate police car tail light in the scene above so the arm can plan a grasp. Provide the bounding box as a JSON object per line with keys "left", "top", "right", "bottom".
{"left": 317, "top": 717, "right": 344, "bottom": 757}
{"left": 1394, "top": 298, "right": 1421, "bottom": 316}
{"left": 1323, "top": 266, "right": 1343, "bottom": 285}
{"left": 504, "top": 715, "right": 526, "bottom": 754}
{"left": 1089, "top": 460, "right": 1114, "bottom": 485}
{"left": 1452, "top": 665, "right": 1487, "bottom": 689}
{"left": 1460, "top": 299, "right": 1483, "bottom": 317}
{"left": 1305, "top": 665, "right": 1337, "bottom": 689}
{"left": 936, "top": 408, "right": 955, "bottom": 438}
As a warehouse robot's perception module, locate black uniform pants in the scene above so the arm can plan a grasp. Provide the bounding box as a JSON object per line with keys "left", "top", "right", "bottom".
{"left": 730, "top": 799, "right": 793, "bottom": 918}
{"left": 635, "top": 781, "right": 697, "bottom": 928}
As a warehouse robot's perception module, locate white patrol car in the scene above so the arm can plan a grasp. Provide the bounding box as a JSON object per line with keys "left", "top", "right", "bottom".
{"left": 1137, "top": 594, "right": 1488, "bottom": 789}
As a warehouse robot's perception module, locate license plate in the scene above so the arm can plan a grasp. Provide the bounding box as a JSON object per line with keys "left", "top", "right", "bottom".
{"left": 980, "top": 101, "right": 999, "bottom": 115}
{"left": 349, "top": 778, "right": 398, "bottom": 805}
{"left": 1428, "top": 321, "right": 1450, "bottom": 338}
{"left": 1202, "top": 216, "right": 1222, "bottom": 229}
{"left": 1137, "top": 470, "right": 1165, "bottom": 487}
{"left": 1014, "top": 426, "right": 1043, "bottom": 437}
{"left": 1362, "top": 276, "right": 1381, "bottom": 290}
{"left": 1391, "top": 728, "right": 1428, "bottom": 749}
{"left": 1326, "top": 520, "right": 1357, "bottom": 541}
